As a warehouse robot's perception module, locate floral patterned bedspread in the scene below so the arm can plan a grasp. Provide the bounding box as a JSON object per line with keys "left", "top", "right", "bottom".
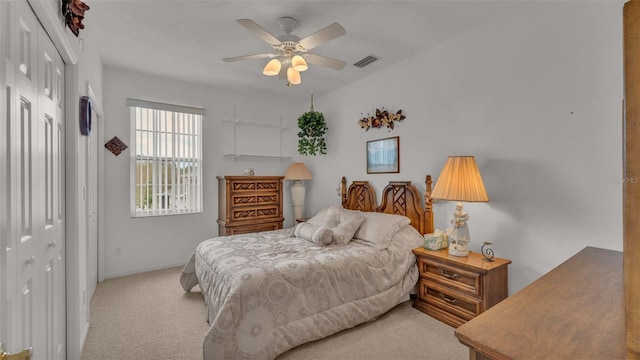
{"left": 180, "top": 226, "right": 423, "bottom": 360}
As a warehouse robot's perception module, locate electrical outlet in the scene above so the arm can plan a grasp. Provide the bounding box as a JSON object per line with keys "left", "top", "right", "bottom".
{"left": 115, "top": 247, "right": 122, "bottom": 256}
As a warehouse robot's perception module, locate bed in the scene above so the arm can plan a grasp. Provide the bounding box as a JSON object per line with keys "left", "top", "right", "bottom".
{"left": 180, "top": 176, "right": 434, "bottom": 360}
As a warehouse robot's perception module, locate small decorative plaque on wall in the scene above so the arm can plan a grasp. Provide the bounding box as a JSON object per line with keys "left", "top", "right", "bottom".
{"left": 104, "top": 136, "right": 128, "bottom": 156}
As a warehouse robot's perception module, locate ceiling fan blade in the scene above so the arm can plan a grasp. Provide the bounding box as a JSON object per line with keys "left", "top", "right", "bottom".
{"left": 305, "top": 53, "right": 347, "bottom": 71}
{"left": 222, "top": 53, "right": 276, "bottom": 62}
{"left": 298, "top": 23, "right": 346, "bottom": 50}
{"left": 237, "top": 19, "right": 282, "bottom": 47}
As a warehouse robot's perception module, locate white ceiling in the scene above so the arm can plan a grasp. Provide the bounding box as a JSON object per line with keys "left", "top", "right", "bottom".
{"left": 89, "top": 1, "right": 519, "bottom": 100}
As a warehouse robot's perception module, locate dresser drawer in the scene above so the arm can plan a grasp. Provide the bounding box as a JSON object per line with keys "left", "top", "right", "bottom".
{"left": 224, "top": 221, "right": 282, "bottom": 235}
{"left": 231, "top": 205, "right": 280, "bottom": 222}
{"left": 419, "top": 280, "right": 480, "bottom": 321}
{"left": 231, "top": 179, "right": 281, "bottom": 192}
{"left": 231, "top": 192, "right": 279, "bottom": 206}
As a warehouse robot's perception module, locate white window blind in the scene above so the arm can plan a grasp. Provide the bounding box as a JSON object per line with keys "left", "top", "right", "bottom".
{"left": 128, "top": 99, "right": 203, "bottom": 217}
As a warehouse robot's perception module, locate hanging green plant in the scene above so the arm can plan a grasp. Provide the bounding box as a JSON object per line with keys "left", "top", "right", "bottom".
{"left": 297, "top": 95, "right": 328, "bottom": 156}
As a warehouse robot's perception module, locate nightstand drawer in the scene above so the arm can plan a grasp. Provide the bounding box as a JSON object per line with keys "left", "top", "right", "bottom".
{"left": 420, "top": 280, "right": 480, "bottom": 321}
{"left": 418, "top": 258, "right": 481, "bottom": 297}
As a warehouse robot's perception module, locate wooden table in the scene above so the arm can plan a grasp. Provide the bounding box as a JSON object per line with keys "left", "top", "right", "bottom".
{"left": 455, "top": 247, "right": 625, "bottom": 360}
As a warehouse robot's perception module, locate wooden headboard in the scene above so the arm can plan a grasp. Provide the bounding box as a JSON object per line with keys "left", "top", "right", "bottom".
{"left": 340, "top": 176, "right": 434, "bottom": 235}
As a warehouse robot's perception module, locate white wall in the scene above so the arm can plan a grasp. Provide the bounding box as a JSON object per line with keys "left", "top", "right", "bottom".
{"left": 305, "top": 1, "right": 624, "bottom": 293}
{"left": 102, "top": 1, "right": 624, "bottom": 295}
{"left": 102, "top": 68, "right": 301, "bottom": 278}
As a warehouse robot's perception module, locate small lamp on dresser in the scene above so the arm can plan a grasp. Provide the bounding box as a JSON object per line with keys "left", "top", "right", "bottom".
{"left": 284, "top": 162, "right": 313, "bottom": 221}
{"left": 430, "top": 156, "right": 488, "bottom": 257}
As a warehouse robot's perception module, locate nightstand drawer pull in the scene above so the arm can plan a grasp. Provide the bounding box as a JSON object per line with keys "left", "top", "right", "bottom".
{"left": 440, "top": 293, "right": 458, "bottom": 304}
{"left": 439, "top": 268, "right": 461, "bottom": 280}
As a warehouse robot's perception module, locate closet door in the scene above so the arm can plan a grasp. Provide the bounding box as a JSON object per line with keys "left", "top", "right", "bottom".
{"left": 0, "top": 1, "right": 66, "bottom": 358}
{"left": 624, "top": 0, "right": 640, "bottom": 358}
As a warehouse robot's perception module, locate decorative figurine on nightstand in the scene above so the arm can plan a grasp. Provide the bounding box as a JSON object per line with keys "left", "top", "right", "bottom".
{"left": 481, "top": 241, "right": 495, "bottom": 262}
{"left": 448, "top": 203, "right": 471, "bottom": 256}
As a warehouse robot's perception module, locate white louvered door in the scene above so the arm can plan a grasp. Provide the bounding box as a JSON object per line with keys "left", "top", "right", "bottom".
{"left": 1, "top": 1, "right": 66, "bottom": 359}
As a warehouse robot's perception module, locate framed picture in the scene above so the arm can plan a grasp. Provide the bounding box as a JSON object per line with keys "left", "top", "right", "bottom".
{"left": 367, "top": 136, "right": 400, "bottom": 174}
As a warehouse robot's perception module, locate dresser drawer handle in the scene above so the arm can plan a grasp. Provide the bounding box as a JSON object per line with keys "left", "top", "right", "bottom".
{"left": 439, "top": 268, "right": 460, "bottom": 280}
{"left": 440, "top": 293, "right": 458, "bottom": 304}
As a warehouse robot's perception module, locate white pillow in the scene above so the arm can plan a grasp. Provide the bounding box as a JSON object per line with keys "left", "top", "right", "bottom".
{"left": 306, "top": 207, "right": 332, "bottom": 227}
{"left": 354, "top": 212, "right": 411, "bottom": 249}
{"left": 293, "top": 222, "right": 333, "bottom": 246}
{"left": 324, "top": 206, "right": 366, "bottom": 245}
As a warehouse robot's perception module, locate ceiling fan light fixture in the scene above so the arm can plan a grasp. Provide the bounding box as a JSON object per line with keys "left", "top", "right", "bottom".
{"left": 287, "top": 66, "right": 301, "bottom": 85}
{"left": 292, "top": 55, "right": 308, "bottom": 72}
{"left": 262, "top": 59, "right": 281, "bottom": 76}
{"left": 226, "top": 17, "right": 346, "bottom": 86}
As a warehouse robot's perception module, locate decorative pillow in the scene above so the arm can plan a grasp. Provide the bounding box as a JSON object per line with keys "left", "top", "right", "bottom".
{"left": 293, "top": 222, "right": 333, "bottom": 246}
{"left": 306, "top": 207, "right": 332, "bottom": 227}
{"left": 324, "top": 206, "right": 366, "bottom": 245}
{"left": 354, "top": 212, "right": 411, "bottom": 249}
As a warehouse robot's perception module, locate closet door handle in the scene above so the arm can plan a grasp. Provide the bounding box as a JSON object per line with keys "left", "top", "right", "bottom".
{"left": 24, "top": 256, "right": 35, "bottom": 266}
{"left": 439, "top": 268, "right": 460, "bottom": 280}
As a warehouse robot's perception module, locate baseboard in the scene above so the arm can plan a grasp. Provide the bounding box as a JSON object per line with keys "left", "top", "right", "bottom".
{"left": 104, "top": 262, "right": 185, "bottom": 280}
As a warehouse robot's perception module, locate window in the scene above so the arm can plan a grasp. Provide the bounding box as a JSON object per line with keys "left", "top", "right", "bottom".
{"left": 128, "top": 99, "right": 203, "bottom": 217}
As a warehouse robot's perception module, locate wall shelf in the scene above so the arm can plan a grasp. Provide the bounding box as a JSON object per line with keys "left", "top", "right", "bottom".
{"left": 222, "top": 118, "right": 292, "bottom": 130}
{"left": 223, "top": 112, "right": 294, "bottom": 161}
{"left": 223, "top": 153, "right": 292, "bottom": 159}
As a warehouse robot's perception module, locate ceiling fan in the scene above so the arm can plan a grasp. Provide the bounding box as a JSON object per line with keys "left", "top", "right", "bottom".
{"left": 223, "top": 17, "right": 347, "bottom": 86}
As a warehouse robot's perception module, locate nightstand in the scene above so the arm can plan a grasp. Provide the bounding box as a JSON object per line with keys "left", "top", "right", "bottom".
{"left": 412, "top": 247, "right": 511, "bottom": 328}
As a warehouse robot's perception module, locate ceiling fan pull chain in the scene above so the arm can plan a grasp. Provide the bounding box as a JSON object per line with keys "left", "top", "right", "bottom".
{"left": 310, "top": 93, "right": 314, "bottom": 112}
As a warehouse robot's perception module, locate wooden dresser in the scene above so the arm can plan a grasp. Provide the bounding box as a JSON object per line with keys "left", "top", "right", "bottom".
{"left": 217, "top": 176, "right": 284, "bottom": 235}
{"left": 412, "top": 247, "right": 511, "bottom": 328}
{"left": 455, "top": 247, "right": 624, "bottom": 360}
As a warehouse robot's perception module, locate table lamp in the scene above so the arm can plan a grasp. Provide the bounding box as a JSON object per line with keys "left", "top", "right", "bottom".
{"left": 430, "top": 156, "right": 488, "bottom": 256}
{"left": 284, "top": 162, "right": 313, "bottom": 220}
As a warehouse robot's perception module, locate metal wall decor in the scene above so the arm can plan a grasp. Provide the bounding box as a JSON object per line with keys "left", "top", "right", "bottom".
{"left": 62, "top": 0, "right": 90, "bottom": 37}
{"left": 358, "top": 107, "right": 405, "bottom": 131}
{"left": 104, "top": 136, "right": 128, "bottom": 156}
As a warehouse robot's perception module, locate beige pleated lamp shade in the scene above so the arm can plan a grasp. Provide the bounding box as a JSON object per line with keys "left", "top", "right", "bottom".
{"left": 284, "top": 162, "right": 312, "bottom": 180}
{"left": 431, "top": 156, "right": 488, "bottom": 202}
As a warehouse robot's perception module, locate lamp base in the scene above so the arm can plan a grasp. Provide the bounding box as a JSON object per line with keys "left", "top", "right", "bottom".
{"left": 448, "top": 242, "right": 469, "bottom": 257}
{"left": 290, "top": 180, "right": 306, "bottom": 220}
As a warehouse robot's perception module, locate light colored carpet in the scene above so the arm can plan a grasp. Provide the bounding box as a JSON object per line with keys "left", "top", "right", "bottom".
{"left": 81, "top": 266, "right": 468, "bottom": 360}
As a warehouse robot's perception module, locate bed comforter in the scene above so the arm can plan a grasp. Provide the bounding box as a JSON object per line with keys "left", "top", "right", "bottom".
{"left": 180, "top": 226, "right": 423, "bottom": 360}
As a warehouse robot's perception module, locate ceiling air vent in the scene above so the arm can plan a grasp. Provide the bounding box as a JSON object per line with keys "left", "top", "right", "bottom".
{"left": 354, "top": 55, "right": 378, "bottom": 68}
